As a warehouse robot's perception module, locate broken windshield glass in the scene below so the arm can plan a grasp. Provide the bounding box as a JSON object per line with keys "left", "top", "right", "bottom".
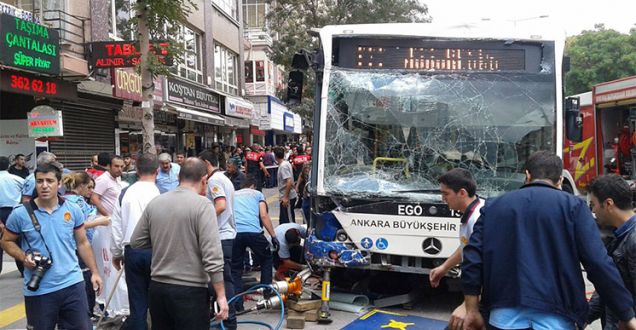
{"left": 323, "top": 69, "right": 555, "bottom": 200}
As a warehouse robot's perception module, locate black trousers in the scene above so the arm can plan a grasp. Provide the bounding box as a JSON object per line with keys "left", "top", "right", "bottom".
{"left": 149, "top": 281, "right": 210, "bottom": 330}
{"left": 279, "top": 198, "right": 297, "bottom": 224}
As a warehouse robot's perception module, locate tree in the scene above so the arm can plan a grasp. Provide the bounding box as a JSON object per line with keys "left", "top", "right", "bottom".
{"left": 130, "top": 0, "right": 196, "bottom": 154}
{"left": 566, "top": 27, "right": 636, "bottom": 95}
{"left": 267, "top": 0, "right": 431, "bottom": 123}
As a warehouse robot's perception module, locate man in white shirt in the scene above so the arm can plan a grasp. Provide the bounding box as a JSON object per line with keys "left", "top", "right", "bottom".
{"left": 111, "top": 154, "right": 160, "bottom": 329}
{"left": 198, "top": 150, "right": 237, "bottom": 330}
{"left": 91, "top": 154, "right": 124, "bottom": 216}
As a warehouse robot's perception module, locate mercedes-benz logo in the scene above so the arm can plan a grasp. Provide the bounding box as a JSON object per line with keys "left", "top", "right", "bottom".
{"left": 422, "top": 237, "right": 442, "bottom": 255}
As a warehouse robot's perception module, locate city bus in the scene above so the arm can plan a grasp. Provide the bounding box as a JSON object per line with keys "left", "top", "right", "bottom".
{"left": 295, "top": 22, "right": 575, "bottom": 283}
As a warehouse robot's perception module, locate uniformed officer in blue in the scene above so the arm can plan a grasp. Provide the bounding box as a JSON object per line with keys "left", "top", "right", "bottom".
{"left": 0, "top": 162, "right": 103, "bottom": 329}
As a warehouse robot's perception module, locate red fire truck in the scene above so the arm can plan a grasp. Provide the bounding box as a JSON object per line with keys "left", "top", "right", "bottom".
{"left": 564, "top": 76, "right": 636, "bottom": 192}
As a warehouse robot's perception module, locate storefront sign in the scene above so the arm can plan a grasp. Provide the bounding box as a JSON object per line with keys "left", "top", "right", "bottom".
{"left": 87, "top": 41, "right": 172, "bottom": 69}
{"left": 113, "top": 68, "right": 164, "bottom": 106}
{"left": 250, "top": 126, "right": 265, "bottom": 136}
{"left": 166, "top": 77, "right": 219, "bottom": 113}
{"left": 284, "top": 112, "right": 294, "bottom": 132}
{"left": 224, "top": 116, "right": 250, "bottom": 128}
{"left": 0, "top": 3, "right": 40, "bottom": 23}
{"left": 117, "top": 105, "right": 143, "bottom": 122}
{"left": 27, "top": 105, "right": 63, "bottom": 137}
{"left": 0, "top": 13, "right": 60, "bottom": 75}
{"left": 177, "top": 111, "right": 224, "bottom": 126}
{"left": 225, "top": 96, "right": 253, "bottom": 119}
{"left": 0, "top": 69, "right": 77, "bottom": 99}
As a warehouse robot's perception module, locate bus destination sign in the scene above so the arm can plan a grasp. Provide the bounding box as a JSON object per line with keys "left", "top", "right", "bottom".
{"left": 355, "top": 46, "right": 525, "bottom": 72}
{"left": 335, "top": 38, "right": 542, "bottom": 72}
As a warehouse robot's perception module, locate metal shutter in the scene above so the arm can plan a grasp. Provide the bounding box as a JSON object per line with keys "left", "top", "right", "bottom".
{"left": 49, "top": 99, "right": 118, "bottom": 171}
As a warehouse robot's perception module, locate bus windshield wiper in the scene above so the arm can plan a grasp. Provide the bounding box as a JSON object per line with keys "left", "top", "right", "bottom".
{"left": 392, "top": 189, "right": 440, "bottom": 194}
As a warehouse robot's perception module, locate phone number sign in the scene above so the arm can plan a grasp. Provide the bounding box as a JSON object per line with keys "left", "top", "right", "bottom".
{"left": 0, "top": 69, "right": 77, "bottom": 99}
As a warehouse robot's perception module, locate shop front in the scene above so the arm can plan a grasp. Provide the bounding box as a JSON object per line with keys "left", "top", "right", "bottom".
{"left": 223, "top": 96, "right": 254, "bottom": 146}
{"left": 113, "top": 68, "right": 170, "bottom": 156}
{"left": 265, "top": 96, "right": 302, "bottom": 146}
{"left": 166, "top": 76, "right": 223, "bottom": 155}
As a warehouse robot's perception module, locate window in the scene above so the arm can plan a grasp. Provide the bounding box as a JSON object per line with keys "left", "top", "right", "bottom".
{"left": 215, "top": 44, "right": 238, "bottom": 95}
{"left": 172, "top": 26, "right": 204, "bottom": 84}
{"left": 245, "top": 61, "right": 254, "bottom": 83}
{"left": 212, "top": 0, "right": 238, "bottom": 21}
{"left": 110, "top": 0, "right": 135, "bottom": 40}
{"left": 243, "top": 0, "right": 267, "bottom": 29}
{"left": 255, "top": 61, "right": 265, "bottom": 82}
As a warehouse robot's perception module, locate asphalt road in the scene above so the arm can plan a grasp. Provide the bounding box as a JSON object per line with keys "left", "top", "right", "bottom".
{"left": 0, "top": 187, "right": 604, "bottom": 329}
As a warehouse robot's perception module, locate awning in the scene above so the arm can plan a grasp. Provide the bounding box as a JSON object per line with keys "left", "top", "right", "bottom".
{"left": 224, "top": 116, "right": 250, "bottom": 128}
{"left": 173, "top": 106, "right": 224, "bottom": 126}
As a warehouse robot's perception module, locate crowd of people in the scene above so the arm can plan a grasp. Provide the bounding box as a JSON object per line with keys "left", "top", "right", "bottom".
{"left": 0, "top": 142, "right": 311, "bottom": 330}
{"left": 6, "top": 145, "right": 636, "bottom": 330}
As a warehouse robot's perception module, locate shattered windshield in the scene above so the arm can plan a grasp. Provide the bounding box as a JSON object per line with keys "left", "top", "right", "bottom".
{"left": 323, "top": 69, "right": 555, "bottom": 199}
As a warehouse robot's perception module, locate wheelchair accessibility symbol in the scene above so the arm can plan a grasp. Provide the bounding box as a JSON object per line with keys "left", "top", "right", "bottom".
{"left": 375, "top": 238, "right": 388, "bottom": 250}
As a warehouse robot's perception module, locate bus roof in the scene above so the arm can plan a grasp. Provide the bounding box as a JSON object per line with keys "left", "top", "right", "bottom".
{"left": 319, "top": 22, "right": 566, "bottom": 44}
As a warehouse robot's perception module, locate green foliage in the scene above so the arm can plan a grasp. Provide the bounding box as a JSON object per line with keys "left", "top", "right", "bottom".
{"left": 128, "top": 0, "right": 198, "bottom": 76}
{"left": 566, "top": 27, "right": 636, "bottom": 95}
{"left": 266, "top": 0, "right": 430, "bottom": 122}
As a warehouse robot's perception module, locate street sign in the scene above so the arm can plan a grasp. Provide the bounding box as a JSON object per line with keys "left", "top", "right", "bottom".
{"left": 27, "top": 105, "right": 63, "bottom": 138}
{"left": 0, "top": 13, "right": 60, "bottom": 75}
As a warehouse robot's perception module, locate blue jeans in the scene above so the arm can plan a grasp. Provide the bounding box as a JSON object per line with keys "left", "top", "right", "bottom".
{"left": 24, "top": 281, "right": 92, "bottom": 330}
{"left": 123, "top": 246, "right": 152, "bottom": 330}
{"left": 231, "top": 232, "right": 273, "bottom": 310}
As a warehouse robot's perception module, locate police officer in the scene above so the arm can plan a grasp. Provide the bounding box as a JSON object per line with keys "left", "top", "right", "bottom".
{"left": 245, "top": 144, "right": 270, "bottom": 191}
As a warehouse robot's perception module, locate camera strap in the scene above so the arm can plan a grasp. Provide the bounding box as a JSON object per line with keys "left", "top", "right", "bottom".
{"left": 22, "top": 202, "right": 53, "bottom": 262}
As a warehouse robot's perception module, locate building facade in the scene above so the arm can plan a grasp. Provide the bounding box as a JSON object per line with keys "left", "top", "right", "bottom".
{"left": 242, "top": 0, "right": 302, "bottom": 146}
{"left": 0, "top": 0, "right": 256, "bottom": 170}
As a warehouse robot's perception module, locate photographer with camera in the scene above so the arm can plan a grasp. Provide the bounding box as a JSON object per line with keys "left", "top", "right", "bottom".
{"left": 0, "top": 163, "right": 103, "bottom": 329}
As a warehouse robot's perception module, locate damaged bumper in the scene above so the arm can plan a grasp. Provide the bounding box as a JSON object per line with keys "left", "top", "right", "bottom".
{"left": 305, "top": 232, "right": 370, "bottom": 267}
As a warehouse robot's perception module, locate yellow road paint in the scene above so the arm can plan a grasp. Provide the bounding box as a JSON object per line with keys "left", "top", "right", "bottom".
{"left": 0, "top": 303, "right": 25, "bottom": 328}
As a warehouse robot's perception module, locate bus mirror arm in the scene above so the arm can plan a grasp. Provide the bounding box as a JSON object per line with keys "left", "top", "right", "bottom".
{"left": 565, "top": 96, "right": 583, "bottom": 143}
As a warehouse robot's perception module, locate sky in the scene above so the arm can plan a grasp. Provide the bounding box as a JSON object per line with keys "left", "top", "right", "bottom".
{"left": 425, "top": 0, "right": 636, "bottom": 36}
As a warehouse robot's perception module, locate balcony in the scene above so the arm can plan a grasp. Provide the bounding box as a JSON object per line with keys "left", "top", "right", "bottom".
{"left": 42, "top": 10, "right": 90, "bottom": 78}
{"left": 244, "top": 28, "right": 273, "bottom": 47}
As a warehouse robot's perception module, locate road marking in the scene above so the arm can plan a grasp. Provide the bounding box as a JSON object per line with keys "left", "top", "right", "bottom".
{"left": 266, "top": 195, "right": 278, "bottom": 205}
{"left": 0, "top": 303, "right": 25, "bottom": 328}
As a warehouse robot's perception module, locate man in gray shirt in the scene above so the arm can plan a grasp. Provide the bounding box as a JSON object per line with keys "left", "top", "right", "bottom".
{"left": 275, "top": 146, "right": 297, "bottom": 224}
{"left": 130, "top": 158, "right": 228, "bottom": 329}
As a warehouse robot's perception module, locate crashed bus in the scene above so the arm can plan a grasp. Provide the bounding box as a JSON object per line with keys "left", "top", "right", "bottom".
{"left": 289, "top": 22, "right": 574, "bottom": 319}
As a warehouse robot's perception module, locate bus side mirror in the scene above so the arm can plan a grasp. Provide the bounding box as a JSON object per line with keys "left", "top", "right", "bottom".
{"left": 565, "top": 97, "right": 583, "bottom": 142}
{"left": 287, "top": 70, "right": 304, "bottom": 105}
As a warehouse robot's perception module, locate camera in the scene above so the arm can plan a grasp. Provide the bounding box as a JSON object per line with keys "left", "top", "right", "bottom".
{"left": 27, "top": 252, "right": 52, "bottom": 291}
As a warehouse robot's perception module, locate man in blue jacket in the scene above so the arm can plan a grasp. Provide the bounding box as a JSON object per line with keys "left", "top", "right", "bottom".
{"left": 461, "top": 151, "right": 636, "bottom": 330}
